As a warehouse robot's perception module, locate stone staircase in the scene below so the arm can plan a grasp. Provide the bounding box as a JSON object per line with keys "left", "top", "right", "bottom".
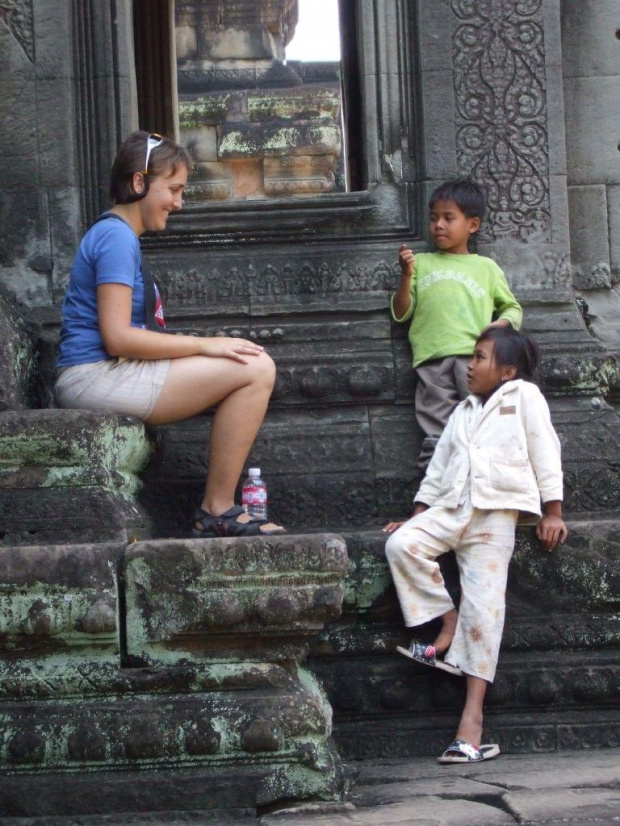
{"left": 0, "top": 287, "right": 619, "bottom": 819}
{"left": 308, "top": 526, "right": 620, "bottom": 760}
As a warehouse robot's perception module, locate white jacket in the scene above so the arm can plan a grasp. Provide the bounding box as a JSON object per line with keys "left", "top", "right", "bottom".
{"left": 415, "top": 379, "right": 563, "bottom": 516}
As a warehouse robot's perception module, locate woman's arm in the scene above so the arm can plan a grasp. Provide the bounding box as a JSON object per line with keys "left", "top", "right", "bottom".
{"left": 98, "top": 284, "right": 263, "bottom": 363}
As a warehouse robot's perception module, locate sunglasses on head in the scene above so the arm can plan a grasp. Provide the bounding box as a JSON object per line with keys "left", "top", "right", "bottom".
{"left": 143, "top": 133, "right": 164, "bottom": 174}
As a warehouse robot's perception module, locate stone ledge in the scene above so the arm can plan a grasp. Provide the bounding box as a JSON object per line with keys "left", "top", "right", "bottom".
{"left": 124, "top": 534, "right": 348, "bottom": 665}
{"left": 218, "top": 122, "right": 341, "bottom": 160}
{"left": 0, "top": 410, "right": 151, "bottom": 497}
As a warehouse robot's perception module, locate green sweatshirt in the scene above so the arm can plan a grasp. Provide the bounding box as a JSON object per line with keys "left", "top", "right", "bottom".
{"left": 391, "top": 252, "right": 522, "bottom": 367}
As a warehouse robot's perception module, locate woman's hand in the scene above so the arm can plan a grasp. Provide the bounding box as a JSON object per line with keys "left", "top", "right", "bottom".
{"left": 198, "top": 337, "right": 264, "bottom": 364}
{"left": 535, "top": 514, "right": 568, "bottom": 552}
{"left": 98, "top": 285, "right": 268, "bottom": 363}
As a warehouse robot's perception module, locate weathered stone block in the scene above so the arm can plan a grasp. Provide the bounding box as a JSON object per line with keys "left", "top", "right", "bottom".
{"left": 0, "top": 286, "right": 39, "bottom": 411}
{"left": 176, "top": 23, "right": 198, "bottom": 61}
{"left": 185, "top": 160, "right": 235, "bottom": 201}
{"left": 417, "top": 73, "right": 458, "bottom": 181}
{"left": 178, "top": 61, "right": 261, "bottom": 94}
{"left": 264, "top": 154, "right": 337, "bottom": 197}
{"left": 0, "top": 542, "right": 121, "bottom": 692}
{"left": 36, "top": 79, "right": 77, "bottom": 188}
{"left": 512, "top": 519, "right": 620, "bottom": 612}
{"left": 561, "top": 0, "right": 620, "bottom": 80}
{"left": 0, "top": 8, "right": 34, "bottom": 81}
{"left": 48, "top": 186, "right": 83, "bottom": 300}
{"left": 218, "top": 121, "right": 341, "bottom": 160}
{"left": 414, "top": 0, "right": 454, "bottom": 73}
{"left": 568, "top": 186, "right": 610, "bottom": 289}
{"left": 179, "top": 91, "right": 245, "bottom": 127}
{"left": 0, "top": 80, "right": 37, "bottom": 162}
{"left": 0, "top": 411, "right": 153, "bottom": 545}
{"left": 608, "top": 184, "right": 620, "bottom": 279}
{"left": 0, "top": 680, "right": 343, "bottom": 811}
{"left": 180, "top": 125, "right": 218, "bottom": 162}
{"left": 0, "top": 189, "right": 53, "bottom": 307}
{"left": 0, "top": 487, "right": 149, "bottom": 547}
{"left": 306, "top": 517, "right": 620, "bottom": 760}
{"left": 124, "top": 534, "right": 348, "bottom": 664}
{"left": 232, "top": 158, "right": 265, "bottom": 198}
{"left": 197, "top": 24, "right": 277, "bottom": 60}
{"left": 248, "top": 88, "right": 341, "bottom": 122}
{"left": 564, "top": 77, "right": 620, "bottom": 186}
{"left": 0, "top": 410, "right": 151, "bottom": 496}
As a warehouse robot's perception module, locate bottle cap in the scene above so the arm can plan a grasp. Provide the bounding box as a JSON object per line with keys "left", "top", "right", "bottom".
{"left": 248, "top": 467, "right": 261, "bottom": 477}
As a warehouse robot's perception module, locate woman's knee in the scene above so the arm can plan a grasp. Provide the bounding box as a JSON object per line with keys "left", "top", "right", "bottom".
{"left": 253, "top": 351, "right": 276, "bottom": 388}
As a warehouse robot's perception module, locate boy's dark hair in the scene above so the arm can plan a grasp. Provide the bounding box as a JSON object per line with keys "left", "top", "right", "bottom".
{"left": 476, "top": 326, "right": 539, "bottom": 380}
{"left": 110, "top": 130, "right": 192, "bottom": 205}
{"left": 429, "top": 179, "right": 486, "bottom": 222}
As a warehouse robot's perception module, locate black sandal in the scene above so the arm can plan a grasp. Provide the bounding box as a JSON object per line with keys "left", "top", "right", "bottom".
{"left": 192, "top": 505, "right": 286, "bottom": 538}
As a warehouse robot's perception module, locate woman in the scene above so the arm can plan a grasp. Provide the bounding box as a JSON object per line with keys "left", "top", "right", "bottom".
{"left": 56, "top": 131, "right": 283, "bottom": 537}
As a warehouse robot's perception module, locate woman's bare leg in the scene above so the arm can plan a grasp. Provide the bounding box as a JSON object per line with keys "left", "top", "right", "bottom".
{"left": 455, "top": 675, "right": 487, "bottom": 745}
{"left": 145, "top": 352, "right": 277, "bottom": 519}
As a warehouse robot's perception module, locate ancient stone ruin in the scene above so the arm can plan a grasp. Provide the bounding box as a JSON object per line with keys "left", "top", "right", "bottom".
{"left": 176, "top": 0, "right": 344, "bottom": 201}
{"left": 0, "top": 0, "right": 618, "bottom": 819}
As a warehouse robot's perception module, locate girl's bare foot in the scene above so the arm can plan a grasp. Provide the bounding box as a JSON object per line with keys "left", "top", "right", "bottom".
{"left": 433, "top": 608, "right": 458, "bottom": 655}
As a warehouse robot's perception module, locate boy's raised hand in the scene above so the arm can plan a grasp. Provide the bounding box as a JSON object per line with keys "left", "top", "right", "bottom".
{"left": 535, "top": 514, "right": 568, "bottom": 552}
{"left": 398, "top": 243, "right": 415, "bottom": 278}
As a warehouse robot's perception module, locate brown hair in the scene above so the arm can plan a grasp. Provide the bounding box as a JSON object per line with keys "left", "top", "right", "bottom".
{"left": 476, "top": 326, "right": 539, "bottom": 380}
{"left": 429, "top": 179, "right": 486, "bottom": 222}
{"left": 109, "top": 130, "right": 192, "bottom": 205}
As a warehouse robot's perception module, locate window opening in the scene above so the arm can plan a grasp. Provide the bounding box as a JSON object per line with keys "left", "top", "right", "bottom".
{"left": 174, "top": 0, "right": 359, "bottom": 203}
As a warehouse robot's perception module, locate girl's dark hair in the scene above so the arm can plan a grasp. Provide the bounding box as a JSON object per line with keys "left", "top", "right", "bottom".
{"left": 109, "top": 130, "right": 192, "bottom": 205}
{"left": 429, "top": 179, "right": 486, "bottom": 222}
{"left": 476, "top": 326, "right": 539, "bottom": 380}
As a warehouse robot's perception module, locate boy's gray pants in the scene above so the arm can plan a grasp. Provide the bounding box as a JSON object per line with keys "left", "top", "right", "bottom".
{"left": 415, "top": 355, "right": 470, "bottom": 469}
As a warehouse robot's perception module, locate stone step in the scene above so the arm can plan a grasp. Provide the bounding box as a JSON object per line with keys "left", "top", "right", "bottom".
{"left": 0, "top": 535, "right": 348, "bottom": 812}
{"left": 0, "top": 811, "right": 256, "bottom": 825}
{"left": 305, "top": 525, "right": 620, "bottom": 758}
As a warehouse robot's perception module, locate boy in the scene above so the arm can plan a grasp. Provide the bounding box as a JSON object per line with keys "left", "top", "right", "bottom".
{"left": 392, "top": 180, "right": 522, "bottom": 469}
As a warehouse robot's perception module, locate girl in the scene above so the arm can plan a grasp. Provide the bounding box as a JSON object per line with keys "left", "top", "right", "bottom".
{"left": 55, "top": 131, "right": 284, "bottom": 538}
{"left": 383, "top": 326, "right": 567, "bottom": 763}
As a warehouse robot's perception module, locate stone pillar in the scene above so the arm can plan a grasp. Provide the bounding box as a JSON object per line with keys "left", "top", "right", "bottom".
{"left": 562, "top": 1, "right": 620, "bottom": 348}
{"left": 0, "top": 0, "right": 138, "bottom": 311}
{"left": 417, "top": 0, "right": 571, "bottom": 291}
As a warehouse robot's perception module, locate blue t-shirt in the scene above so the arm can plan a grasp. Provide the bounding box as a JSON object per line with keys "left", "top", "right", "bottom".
{"left": 57, "top": 214, "right": 150, "bottom": 367}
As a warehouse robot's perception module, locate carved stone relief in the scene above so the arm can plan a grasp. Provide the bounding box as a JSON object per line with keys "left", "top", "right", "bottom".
{"left": 157, "top": 259, "right": 398, "bottom": 305}
{"left": 0, "top": 0, "right": 34, "bottom": 62}
{"left": 452, "top": 0, "right": 550, "bottom": 242}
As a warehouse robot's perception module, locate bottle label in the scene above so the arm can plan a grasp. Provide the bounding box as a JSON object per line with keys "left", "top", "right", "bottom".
{"left": 242, "top": 485, "right": 267, "bottom": 506}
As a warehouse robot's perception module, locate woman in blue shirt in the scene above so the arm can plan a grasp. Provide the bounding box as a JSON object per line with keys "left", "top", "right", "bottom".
{"left": 56, "top": 131, "right": 283, "bottom": 538}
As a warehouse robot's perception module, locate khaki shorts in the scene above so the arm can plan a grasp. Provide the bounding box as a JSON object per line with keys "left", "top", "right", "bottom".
{"left": 55, "top": 358, "right": 171, "bottom": 421}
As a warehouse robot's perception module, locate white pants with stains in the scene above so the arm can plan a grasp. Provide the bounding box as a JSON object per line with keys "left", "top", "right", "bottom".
{"left": 385, "top": 496, "right": 518, "bottom": 682}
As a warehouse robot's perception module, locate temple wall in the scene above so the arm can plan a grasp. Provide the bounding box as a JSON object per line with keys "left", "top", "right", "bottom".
{"left": 561, "top": 0, "right": 620, "bottom": 353}
{"left": 0, "top": 0, "right": 137, "bottom": 310}
{"left": 1, "top": 0, "right": 618, "bottom": 527}
{"left": 0, "top": 5, "right": 618, "bottom": 807}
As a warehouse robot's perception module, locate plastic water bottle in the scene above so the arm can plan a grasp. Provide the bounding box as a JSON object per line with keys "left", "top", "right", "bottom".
{"left": 242, "top": 467, "right": 268, "bottom": 520}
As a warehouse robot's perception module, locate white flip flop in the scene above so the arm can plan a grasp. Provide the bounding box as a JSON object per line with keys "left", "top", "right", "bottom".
{"left": 397, "top": 642, "right": 464, "bottom": 676}
{"left": 438, "top": 739, "right": 500, "bottom": 764}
